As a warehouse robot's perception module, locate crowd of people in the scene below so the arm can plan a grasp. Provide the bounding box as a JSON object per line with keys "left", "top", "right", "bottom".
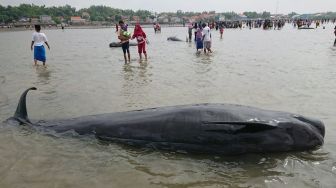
{"left": 30, "top": 18, "right": 336, "bottom": 66}
{"left": 294, "top": 19, "right": 336, "bottom": 28}
{"left": 191, "top": 23, "right": 213, "bottom": 54}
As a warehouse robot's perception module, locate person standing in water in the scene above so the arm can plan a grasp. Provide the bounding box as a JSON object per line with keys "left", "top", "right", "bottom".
{"left": 219, "top": 22, "right": 224, "bottom": 39}
{"left": 115, "top": 23, "right": 119, "bottom": 32}
{"left": 188, "top": 22, "right": 193, "bottom": 42}
{"left": 202, "top": 23, "right": 212, "bottom": 54}
{"left": 31, "top": 25, "right": 50, "bottom": 66}
{"left": 132, "top": 24, "right": 148, "bottom": 61}
{"left": 195, "top": 25, "right": 203, "bottom": 54}
{"left": 156, "top": 23, "right": 161, "bottom": 33}
{"left": 118, "top": 20, "right": 131, "bottom": 63}
{"left": 193, "top": 22, "right": 198, "bottom": 41}
{"left": 334, "top": 26, "right": 336, "bottom": 46}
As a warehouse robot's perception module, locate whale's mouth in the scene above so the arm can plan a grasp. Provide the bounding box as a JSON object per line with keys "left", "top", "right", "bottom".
{"left": 294, "top": 115, "right": 325, "bottom": 138}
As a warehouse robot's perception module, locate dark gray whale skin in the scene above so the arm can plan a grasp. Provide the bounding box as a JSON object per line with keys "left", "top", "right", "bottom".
{"left": 167, "top": 37, "right": 183, "bottom": 41}
{"left": 7, "top": 88, "right": 325, "bottom": 155}
{"left": 109, "top": 42, "right": 137, "bottom": 48}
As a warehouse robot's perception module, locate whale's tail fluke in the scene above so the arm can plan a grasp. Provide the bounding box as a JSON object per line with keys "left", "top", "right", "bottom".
{"left": 13, "top": 87, "right": 37, "bottom": 123}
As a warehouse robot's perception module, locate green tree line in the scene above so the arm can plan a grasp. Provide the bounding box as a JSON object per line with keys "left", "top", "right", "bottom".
{"left": 0, "top": 4, "right": 77, "bottom": 23}
{"left": 0, "top": 4, "right": 152, "bottom": 23}
{"left": 1, "top": 4, "right": 336, "bottom": 24}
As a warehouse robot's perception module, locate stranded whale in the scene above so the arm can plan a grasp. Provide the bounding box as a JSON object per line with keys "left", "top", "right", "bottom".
{"left": 167, "top": 37, "right": 183, "bottom": 42}
{"left": 6, "top": 88, "right": 325, "bottom": 155}
{"left": 109, "top": 42, "right": 137, "bottom": 48}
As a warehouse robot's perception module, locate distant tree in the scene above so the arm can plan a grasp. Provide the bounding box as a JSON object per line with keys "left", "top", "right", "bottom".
{"left": 176, "top": 10, "right": 183, "bottom": 18}
{"left": 53, "top": 16, "right": 61, "bottom": 24}
{"left": 288, "top": 12, "right": 298, "bottom": 18}
{"left": 261, "top": 11, "right": 271, "bottom": 19}
{"left": 243, "top": 12, "right": 258, "bottom": 18}
{"left": 222, "top": 12, "right": 238, "bottom": 20}
{"left": 149, "top": 15, "right": 155, "bottom": 20}
{"left": 1, "top": 3, "right": 336, "bottom": 25}
{"left": 115, "top": 15, "right": 121, "bottom": 22}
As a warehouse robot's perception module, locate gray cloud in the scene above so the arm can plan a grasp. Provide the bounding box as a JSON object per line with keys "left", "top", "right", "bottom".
{"left": 0, "top": 0, "right": 335, "bottom": 14}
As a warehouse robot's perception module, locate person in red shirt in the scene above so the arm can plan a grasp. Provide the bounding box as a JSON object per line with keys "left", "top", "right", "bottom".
{"left": 132, "top": 24, "right": 147, "bottom": 60}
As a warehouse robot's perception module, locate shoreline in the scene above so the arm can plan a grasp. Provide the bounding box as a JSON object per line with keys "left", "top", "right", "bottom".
{"left": 0, "top": 24, "right": 185, "bottom": 32}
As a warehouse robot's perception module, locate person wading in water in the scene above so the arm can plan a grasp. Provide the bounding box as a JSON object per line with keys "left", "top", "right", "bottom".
{"left": 202, "top": 23, "right": 212, "bottom": 54}
{"left": 334, "top": 26, "right": 336, "bottom": 46}
{"left": 118, "top": 20, "right": 131, "bottom": 63}
{"left": 31, "top": 25, "right": 50, "bottom": 66}
{"left": 131, "top": 24, "right": 148, "bottom": 61}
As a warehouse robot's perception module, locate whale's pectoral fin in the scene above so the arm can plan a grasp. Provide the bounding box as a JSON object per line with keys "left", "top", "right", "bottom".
{"left": 13, "top": 87, "right": 37, "bottom": 124}
{"left": 202, "top": 121, "right": 277, "bottom": 134}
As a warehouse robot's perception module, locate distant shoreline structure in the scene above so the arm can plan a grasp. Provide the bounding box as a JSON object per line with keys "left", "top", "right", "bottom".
{"left": 0, "top": 24, "right": 186, "bottom": 32}
{"left": 1, "top": 21, "right": 335, "bottom": 33}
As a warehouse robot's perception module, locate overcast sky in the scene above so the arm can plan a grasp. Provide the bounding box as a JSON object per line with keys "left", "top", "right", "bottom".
{"left": 1, "top": 0, "right": 335, "bottom": 14}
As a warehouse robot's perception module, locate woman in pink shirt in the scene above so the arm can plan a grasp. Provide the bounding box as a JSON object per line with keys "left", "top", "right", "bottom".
{"left": 132, "top": 24, "right": 147, "bottom": 60}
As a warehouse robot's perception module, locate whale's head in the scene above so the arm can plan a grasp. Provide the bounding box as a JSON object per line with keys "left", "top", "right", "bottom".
{"left": 280, "top": 115, "right": 325, "bottom": 150}
{"left": 296, "top": 115, "right": 325, "bottom": 138}
{"left": 197, "top": 104, "right": 325, "bottom": 154}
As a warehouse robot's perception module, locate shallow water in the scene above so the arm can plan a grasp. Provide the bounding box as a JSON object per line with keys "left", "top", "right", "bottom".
{"left": 0, "top": 24, "right": 336, "bottom": 187}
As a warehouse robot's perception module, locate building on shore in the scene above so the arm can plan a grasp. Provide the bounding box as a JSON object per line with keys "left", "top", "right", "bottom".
{"left": 31, "top": 18, "right": 39, "bottom": 24}
{"left": 130, "top": 16, "right": 140, "bottom": 24}
{"left": 170, "top": 17, "right": 182, "bottom": 23}
{"left": 157, "top": 15, "right": 169, "bottom": 24}
{"left": 70, "top": 16, "right": 86, "bottom": 25}
{"left": 82, "top": 12, "right": 90, "bottom": 20}
{"left": 19, "top": 17, "right": 29, "bottom": 23}
{"left": 121, "top": 16, "right": 130, "bottom": 22}
{"left": 40, "top": 15, "right": 52, "bottom": 23}
{"left": 237, "top": 14, "right": 248, "bottom": 21}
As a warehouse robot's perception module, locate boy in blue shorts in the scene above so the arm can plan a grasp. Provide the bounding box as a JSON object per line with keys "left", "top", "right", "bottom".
{"left": 31, "top": 25, "right": 50, "bottom": 66}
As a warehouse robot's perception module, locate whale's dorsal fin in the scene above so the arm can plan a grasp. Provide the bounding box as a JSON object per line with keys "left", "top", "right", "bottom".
{"left": 14, "top": 87, "right": 37, "bottom": 123}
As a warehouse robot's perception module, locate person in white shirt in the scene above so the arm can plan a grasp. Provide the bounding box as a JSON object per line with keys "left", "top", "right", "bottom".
{"left": 30, "top": 25, "right": 50, "bottom": 66}
{"left": 202, "top": 23, "right": 212, "bottom": 54}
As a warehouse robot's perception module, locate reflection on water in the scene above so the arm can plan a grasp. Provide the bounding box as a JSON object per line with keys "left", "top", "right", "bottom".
{"left": 0, "top": 24, "right": 336, "bottom": 187}
{"left": 0, "top": 75, "right": 5, "bottom": 84}
{"left": 330, "top": 45, "right": 336, "bottom": 54}
{"left": 0, "top": 76, "right": 9, "bottom": 109}
{"left": 35, "top": 65, "right": 51, "bottom": 85}
{"left": 122, "top": 62, "right": 152, "bottom": 108}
